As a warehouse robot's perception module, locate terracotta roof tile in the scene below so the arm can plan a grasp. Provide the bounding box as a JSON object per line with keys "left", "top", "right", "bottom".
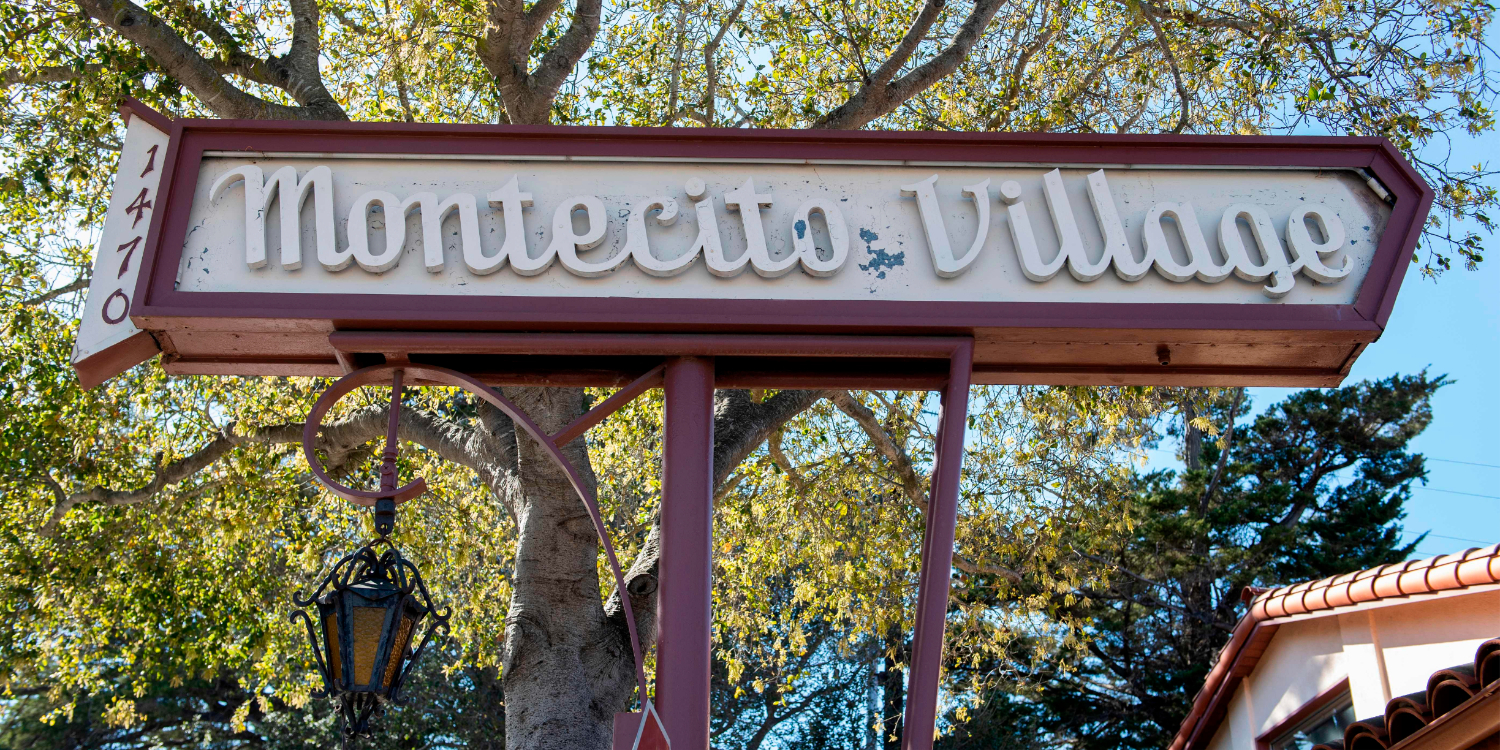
{"left": 1341, "top": 641, "right": 1500, "bottom": 749}
{"left": 1246, "top": 545, "right": 1500, "bottom": 629}
{"left": 1344, "top": 718, "right": 1389, "bottom": 750}
{"left": 1426, "top": 664, "right": 1478, "bottom": 716}
{"left": 1479, "top": 638, "right": 1500, "bottom": 686}
{"left": 1169, "top": 545, "right": 1500, "bottom": 750}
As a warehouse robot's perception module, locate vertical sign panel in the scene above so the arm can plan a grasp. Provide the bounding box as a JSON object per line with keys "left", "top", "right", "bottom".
{"left": 72, "top": 113, "right": 170, "bottom": 387}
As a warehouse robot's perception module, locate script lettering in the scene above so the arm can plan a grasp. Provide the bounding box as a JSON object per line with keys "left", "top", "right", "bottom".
{"left": 212, "top": 165, "right": 335, "bottom": 270}
{"left": 212, "top": 164, "right": 1350, "bottom": 295}
{"left": 624, "top": 197, "right": 692, "bottom": 277}
{"left": 901, "top": 175, "right": 990, "bottom": 278}
{"left": 1001, "top": 171, "right": 1347, "bottom": 297}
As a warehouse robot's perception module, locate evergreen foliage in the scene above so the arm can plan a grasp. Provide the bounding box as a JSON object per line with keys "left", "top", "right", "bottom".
{"left": 942, "top": 374, "right": 1446, "bottom": 749}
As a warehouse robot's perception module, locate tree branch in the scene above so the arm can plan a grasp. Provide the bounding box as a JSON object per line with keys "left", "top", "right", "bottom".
{"left": 830, "top": 391, "right": 927, "bottom": 509}
{"left": 867, "top": 0, "right": 947, "bottom": 88}
{"left": 480, "top": 0, "right": 602, "bottom": 124}
{"left": 526, "top": 0, "right": 602, "bottom": 109}
{"left": 281, "top": 0, "right": 341, "bottom": 112}
{"left": 23, "top": 277, "right": 90, "bottom": 305}
{"left": 39, "top": 406, "right": 487, "bottom": 536}
{"left": 1197, "top": 388, "right": 1245, "bottom": 515}
{"left": 73, "top": 0, "right": 346, "bottom": 121}
{"left": 712, "top": 389, "right": 830, "bottom": 488}
{"left": 1136, "top": 0, "right": 1260, "bottom": 35}
{"left": 953, "top": 555, "right": 1023, "bottom": 583}
{"left": 1138, "top": 0, "right": 1191, "bottom": 133}
{"left": 40, "top": 421, "right": 298, "bottom": 536}
{"left": 1, "top": 64, "right": 104, "bottom": 87}
{"left": 813, "top": 0, "right": 1010, "bottom": 129}
{"left": 702, "top": 0, "right": 748, "bottom": 127}
{"left": 666, "top": 3, "right": 688, "bottom": 124}
{"left": 766, "top": 428, "right": 809, "bottom": 493}
{"left": 983, "top": 15, "right": 1059, "bottom": 130}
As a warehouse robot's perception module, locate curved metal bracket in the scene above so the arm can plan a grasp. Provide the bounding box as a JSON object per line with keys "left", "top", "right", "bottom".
{"left": 302, "top": 368, "right": 427, "bottom": 508}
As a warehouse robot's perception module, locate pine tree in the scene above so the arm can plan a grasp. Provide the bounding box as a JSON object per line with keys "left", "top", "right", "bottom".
{"left": 943, "top": 373, "right": 1446, "bottom": 750}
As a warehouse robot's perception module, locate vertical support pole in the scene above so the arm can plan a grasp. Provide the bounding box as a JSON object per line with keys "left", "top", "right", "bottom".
{"left": 902, "top": 340, "right": 973, "bottom": 750}
{"left": 658, "top": 356, "right": 715, "bottom": 750}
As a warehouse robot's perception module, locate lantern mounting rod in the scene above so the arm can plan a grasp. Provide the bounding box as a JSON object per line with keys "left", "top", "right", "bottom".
{"left": 303, "top": 368, "right": 427, "bottom": 510}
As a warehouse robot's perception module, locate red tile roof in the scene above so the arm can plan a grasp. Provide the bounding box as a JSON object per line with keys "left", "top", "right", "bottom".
{"left": 1324, "top": 637, "right": 1499, "bottom": 750}
{"left": 1250, "top": 547, "right": 1500, "bottom": 621}
{"left": 1169, "top": 544, "right": 1500, "bottom": 750}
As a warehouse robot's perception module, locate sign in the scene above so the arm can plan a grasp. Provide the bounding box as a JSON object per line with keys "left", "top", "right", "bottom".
{"left": 72, "top": 102, "right": 171, "bottom": 388}
{"left": 65, "top": 104, "right": 1435, "bottom": 750}
{"left": 78, "top": 103, "right": 1433, "bottom": 388}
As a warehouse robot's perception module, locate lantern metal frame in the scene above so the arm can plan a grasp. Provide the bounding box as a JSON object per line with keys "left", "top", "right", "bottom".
{"left": 290, "top": 537, "right": 449, "bottom": 734}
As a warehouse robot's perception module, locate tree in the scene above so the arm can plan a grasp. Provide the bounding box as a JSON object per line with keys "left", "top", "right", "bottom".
{"left": 941, "top": 373, "right": 1447, "bottom": 750}
{"left": 0, "top": 0, "right": 1494, "bottom": 746}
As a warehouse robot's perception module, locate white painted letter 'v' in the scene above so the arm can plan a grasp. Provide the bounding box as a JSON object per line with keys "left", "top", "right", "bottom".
{"left": 901, "top": 175, "right": 990, "bottom": 278}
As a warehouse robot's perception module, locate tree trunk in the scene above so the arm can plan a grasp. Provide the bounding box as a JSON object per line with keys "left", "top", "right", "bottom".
{"left": 878, "top": 627, "right": 907, "bottom": 750}
{"left": 497, "top": 386, "right": 636, "bottom": 750}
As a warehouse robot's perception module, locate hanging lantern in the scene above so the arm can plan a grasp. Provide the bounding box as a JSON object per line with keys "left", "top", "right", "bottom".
{"left": 292, "top": 364, "right": 664, "bottom": 744}
{"left": 291, "top": 370, "right": 449, "bottom": 737}
{"left": 292, "top": 537, "right": 447, "bottom": 735}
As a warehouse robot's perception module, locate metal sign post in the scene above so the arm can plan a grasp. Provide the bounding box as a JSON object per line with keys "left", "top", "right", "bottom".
{"left": 903, "top": 342, "right": 972, "bottom": 748}
{"left": 659, "top": 357, "right": 716, "bottom": 749}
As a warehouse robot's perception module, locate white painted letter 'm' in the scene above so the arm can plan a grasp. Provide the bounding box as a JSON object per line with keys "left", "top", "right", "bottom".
{"left": 212, "top": 165, "right": 335, "bottom": 271}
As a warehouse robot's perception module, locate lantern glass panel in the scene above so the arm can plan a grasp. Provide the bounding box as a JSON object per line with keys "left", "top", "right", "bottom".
{"left": 383, "top": 614, "right": 415, "bottom": 688}
{"left": 324, "top": 611, "right": 343, "bottom": 682}
{"left": 352, "top": 606, "right": 388, "bottom": 687}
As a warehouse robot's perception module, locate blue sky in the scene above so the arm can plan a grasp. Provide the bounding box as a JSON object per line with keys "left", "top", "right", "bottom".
{"left": 1257, "top": 249, "right": 1500, "bottom": 559}
{"left": 1130, "top": 171, "right": 1497, "bottom": 559}
{"left": 1274, "top": 122, "right": 1500, "bottom": 560}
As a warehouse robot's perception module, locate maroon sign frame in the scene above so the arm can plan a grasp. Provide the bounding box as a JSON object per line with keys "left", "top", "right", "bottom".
{"left": 123, "top": 112, "right": 1430, "bottom": 388}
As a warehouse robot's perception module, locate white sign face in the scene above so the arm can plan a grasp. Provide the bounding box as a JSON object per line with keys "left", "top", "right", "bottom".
{"left": 73, "top": 115, "right": 169, "bottom": 372}
{"left": 177, "top": 155, "right": 1390, "bottom": 306}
